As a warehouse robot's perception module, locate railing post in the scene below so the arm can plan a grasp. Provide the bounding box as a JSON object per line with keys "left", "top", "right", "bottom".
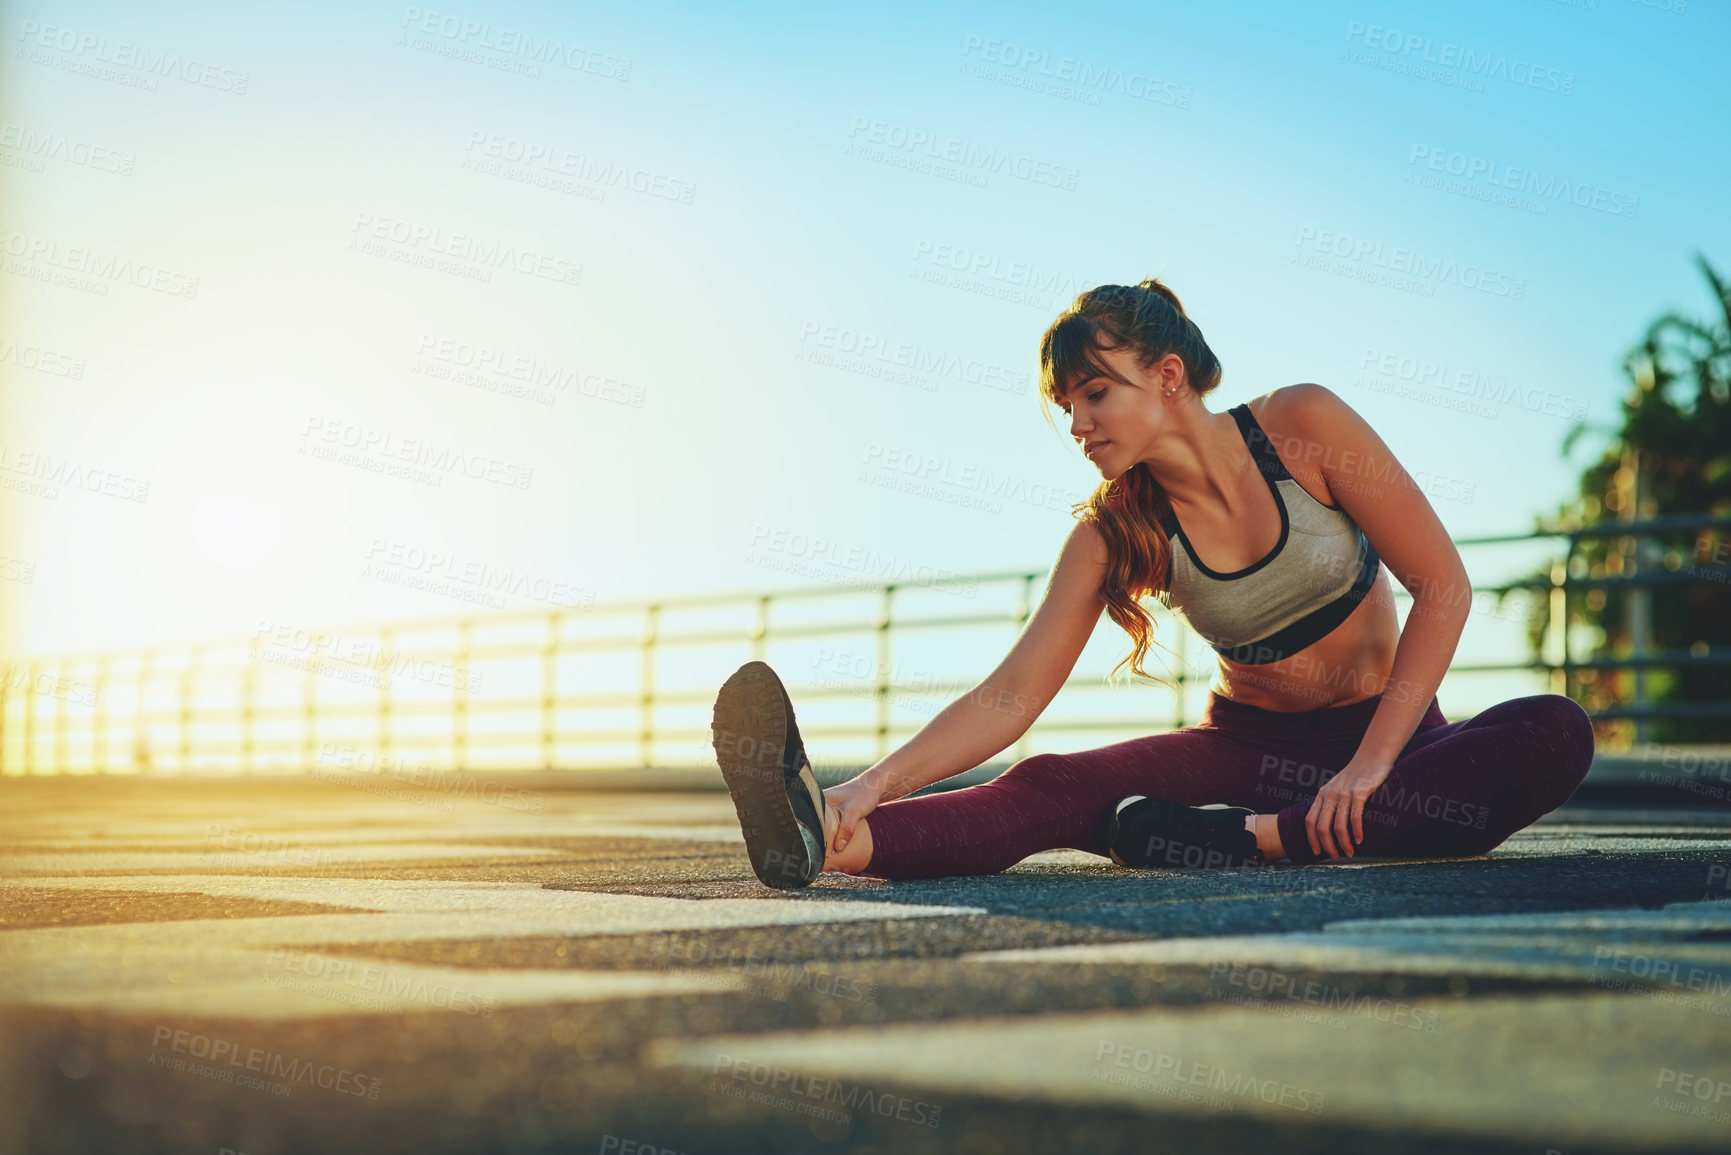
{"left": 240, "top": 661, "right": 256, "bottom": 774}
{"left": 178, "top": 649, "right": 200, "bottom": 773}
{"left": 93, "top": 656, "right": 109, "bottom": 773}
{"left": 1014, "top": 574, "right": 1035, "bottom": 762}
{"left": 640, "top": 604, "right": 660, "bottom": 769}
{"left": 377, "top": 627, "right": 393, "bottom": 765}
{"left": 752, "top": 595, "right": 770, "bottom": 661}
{"left": 301, "top": 650, "right": 317, "bottom": 771}
{"left": 1547, "top": 539, "right": 1571, "bottom": 697}
{"left": 454, "top": 620, "right": 473, "bottom": 770}
{"left": 541, "top": 613, "right": 559, "bottom": 771}
{"left": 135, "top": 651, "right": 152, "bottom": 772}
{"left": 23, "top": 661, "right": 36, "bottom": 775}
{"left": 54, "top": 659, "right": 70, "bottom": 776}
{"left": 875, "top": 586, "right": 895, "bottom": 763}
{"left": 1622, "top": 451, "right": 1652, "bottom": 742}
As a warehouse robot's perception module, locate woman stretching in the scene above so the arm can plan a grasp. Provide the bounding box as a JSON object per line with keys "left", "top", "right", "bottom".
{"left": 710, "top": 278, "right": 1596, "bottom": 888}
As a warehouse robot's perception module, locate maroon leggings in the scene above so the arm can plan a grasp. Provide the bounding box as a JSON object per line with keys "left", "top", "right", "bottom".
{"left": 860, "top": 691, "right": 1595, "bottom": 878}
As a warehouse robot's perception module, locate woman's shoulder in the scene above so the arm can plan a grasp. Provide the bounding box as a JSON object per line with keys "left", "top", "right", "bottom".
{"left": 1242, "top": 384, "right": 1362, "bottom": 506}
{"left": 1244, "top": 383, "right": 1379, "bottom": 451}
{"left": 1245, "top": 382, "right": 1347, "bottom": 430}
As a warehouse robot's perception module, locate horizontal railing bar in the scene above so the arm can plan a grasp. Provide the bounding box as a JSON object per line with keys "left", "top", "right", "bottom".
{"left": 26, "top": 650, "right": 1731, "bottom": 729}
{"left": 1586, "top": 704, "right": 1731, "bottom": 721}
{"left": 1473, "top": 573, "right": 1730, "bottom": 594}
{"left": 0, "top": 574, "right": 1053, "bottom": 667}
{"left": 21, "top": 696, "right": 1731, "bottom": 760}
{"left": 1456, "top": 514, "right": 1731, "bottom": 544}
{"left": 26, "top": 611, "right": 1087, "bottom": 675}
{"left": 18, "top": 576, "right": 1730, "bottom": 678}
{"left": 11, "top": 516, "right": 1729, "bottom": 671}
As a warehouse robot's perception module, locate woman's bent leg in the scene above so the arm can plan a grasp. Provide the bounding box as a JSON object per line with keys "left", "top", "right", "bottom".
{"left": 1273, "top": 694, "right": 1595, "bottom": 864}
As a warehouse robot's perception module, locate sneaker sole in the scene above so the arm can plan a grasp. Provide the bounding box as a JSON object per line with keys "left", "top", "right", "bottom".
{"left": 712, "top": 661, "right": 824, "bottom": 889}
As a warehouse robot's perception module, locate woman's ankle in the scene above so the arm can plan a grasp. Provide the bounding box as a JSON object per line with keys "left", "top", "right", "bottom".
{"left": 1246, "top": 813, "right": 1287, "bottom": 863}
{"left": 823, "top": 813, "right": 873, "bottom": 874}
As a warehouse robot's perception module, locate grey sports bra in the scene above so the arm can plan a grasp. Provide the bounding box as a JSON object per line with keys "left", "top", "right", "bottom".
{"left": 1155, "top": 403, "right": 1380, "bottom": 665}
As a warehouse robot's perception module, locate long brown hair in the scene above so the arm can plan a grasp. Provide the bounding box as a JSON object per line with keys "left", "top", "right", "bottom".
{"left": 1037, "top": 278, "right": 1224, "bottom": 684}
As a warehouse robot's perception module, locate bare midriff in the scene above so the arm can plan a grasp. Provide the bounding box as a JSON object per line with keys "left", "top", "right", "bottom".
{"left": 1192, "top": 397, "right": 1402, "bottom": 713}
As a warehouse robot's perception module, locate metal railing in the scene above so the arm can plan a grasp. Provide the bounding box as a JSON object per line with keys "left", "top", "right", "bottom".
{"left": 2, "top": 514, "right": 1727, "bottom": 776}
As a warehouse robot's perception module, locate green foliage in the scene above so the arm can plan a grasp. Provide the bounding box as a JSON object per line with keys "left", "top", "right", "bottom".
{"left": 1504, "top": 253, "right": 1731, "bottom": 744}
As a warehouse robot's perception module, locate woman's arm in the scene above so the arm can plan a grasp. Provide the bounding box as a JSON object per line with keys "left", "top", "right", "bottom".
{"left": 828, "top": 519, "right": 1108, "bottom": 848}
{"left": 1274, "top": 384, "right": 1475, "bottom": 857}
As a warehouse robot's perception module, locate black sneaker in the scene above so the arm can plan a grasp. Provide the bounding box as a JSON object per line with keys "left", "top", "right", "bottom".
{"left": 1107, "top": 796, "right": 1267, "bottom": 869}
{"left": 711, "top": 661, "right": 829, "bottom": 889}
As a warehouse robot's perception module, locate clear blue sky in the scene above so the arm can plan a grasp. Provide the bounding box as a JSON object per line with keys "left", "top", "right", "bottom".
{"left": 2, "top": 0, "right": 1726, "bottom": 693}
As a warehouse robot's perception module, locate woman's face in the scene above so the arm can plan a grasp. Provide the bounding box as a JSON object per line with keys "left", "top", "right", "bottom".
{"left": 1058, "top": 345, "right": 1183, "bottom": 480}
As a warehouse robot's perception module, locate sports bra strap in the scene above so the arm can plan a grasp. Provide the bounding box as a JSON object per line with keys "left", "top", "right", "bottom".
{"left": 1230, "top": 404, "right": 1293, "bottom": 483}
{"left": 1156, "top": 406, "right": 1290, "bottom": 533}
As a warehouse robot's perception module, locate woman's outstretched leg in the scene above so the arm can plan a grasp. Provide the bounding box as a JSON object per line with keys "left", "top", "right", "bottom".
{"left": 1271, "top": 693, "right": 1596, "bottom": 864}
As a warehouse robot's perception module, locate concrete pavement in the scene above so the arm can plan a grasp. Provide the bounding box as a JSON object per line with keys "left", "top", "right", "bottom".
{"left": 2, "top": 774, "right": 1729, "bottom": 1154}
